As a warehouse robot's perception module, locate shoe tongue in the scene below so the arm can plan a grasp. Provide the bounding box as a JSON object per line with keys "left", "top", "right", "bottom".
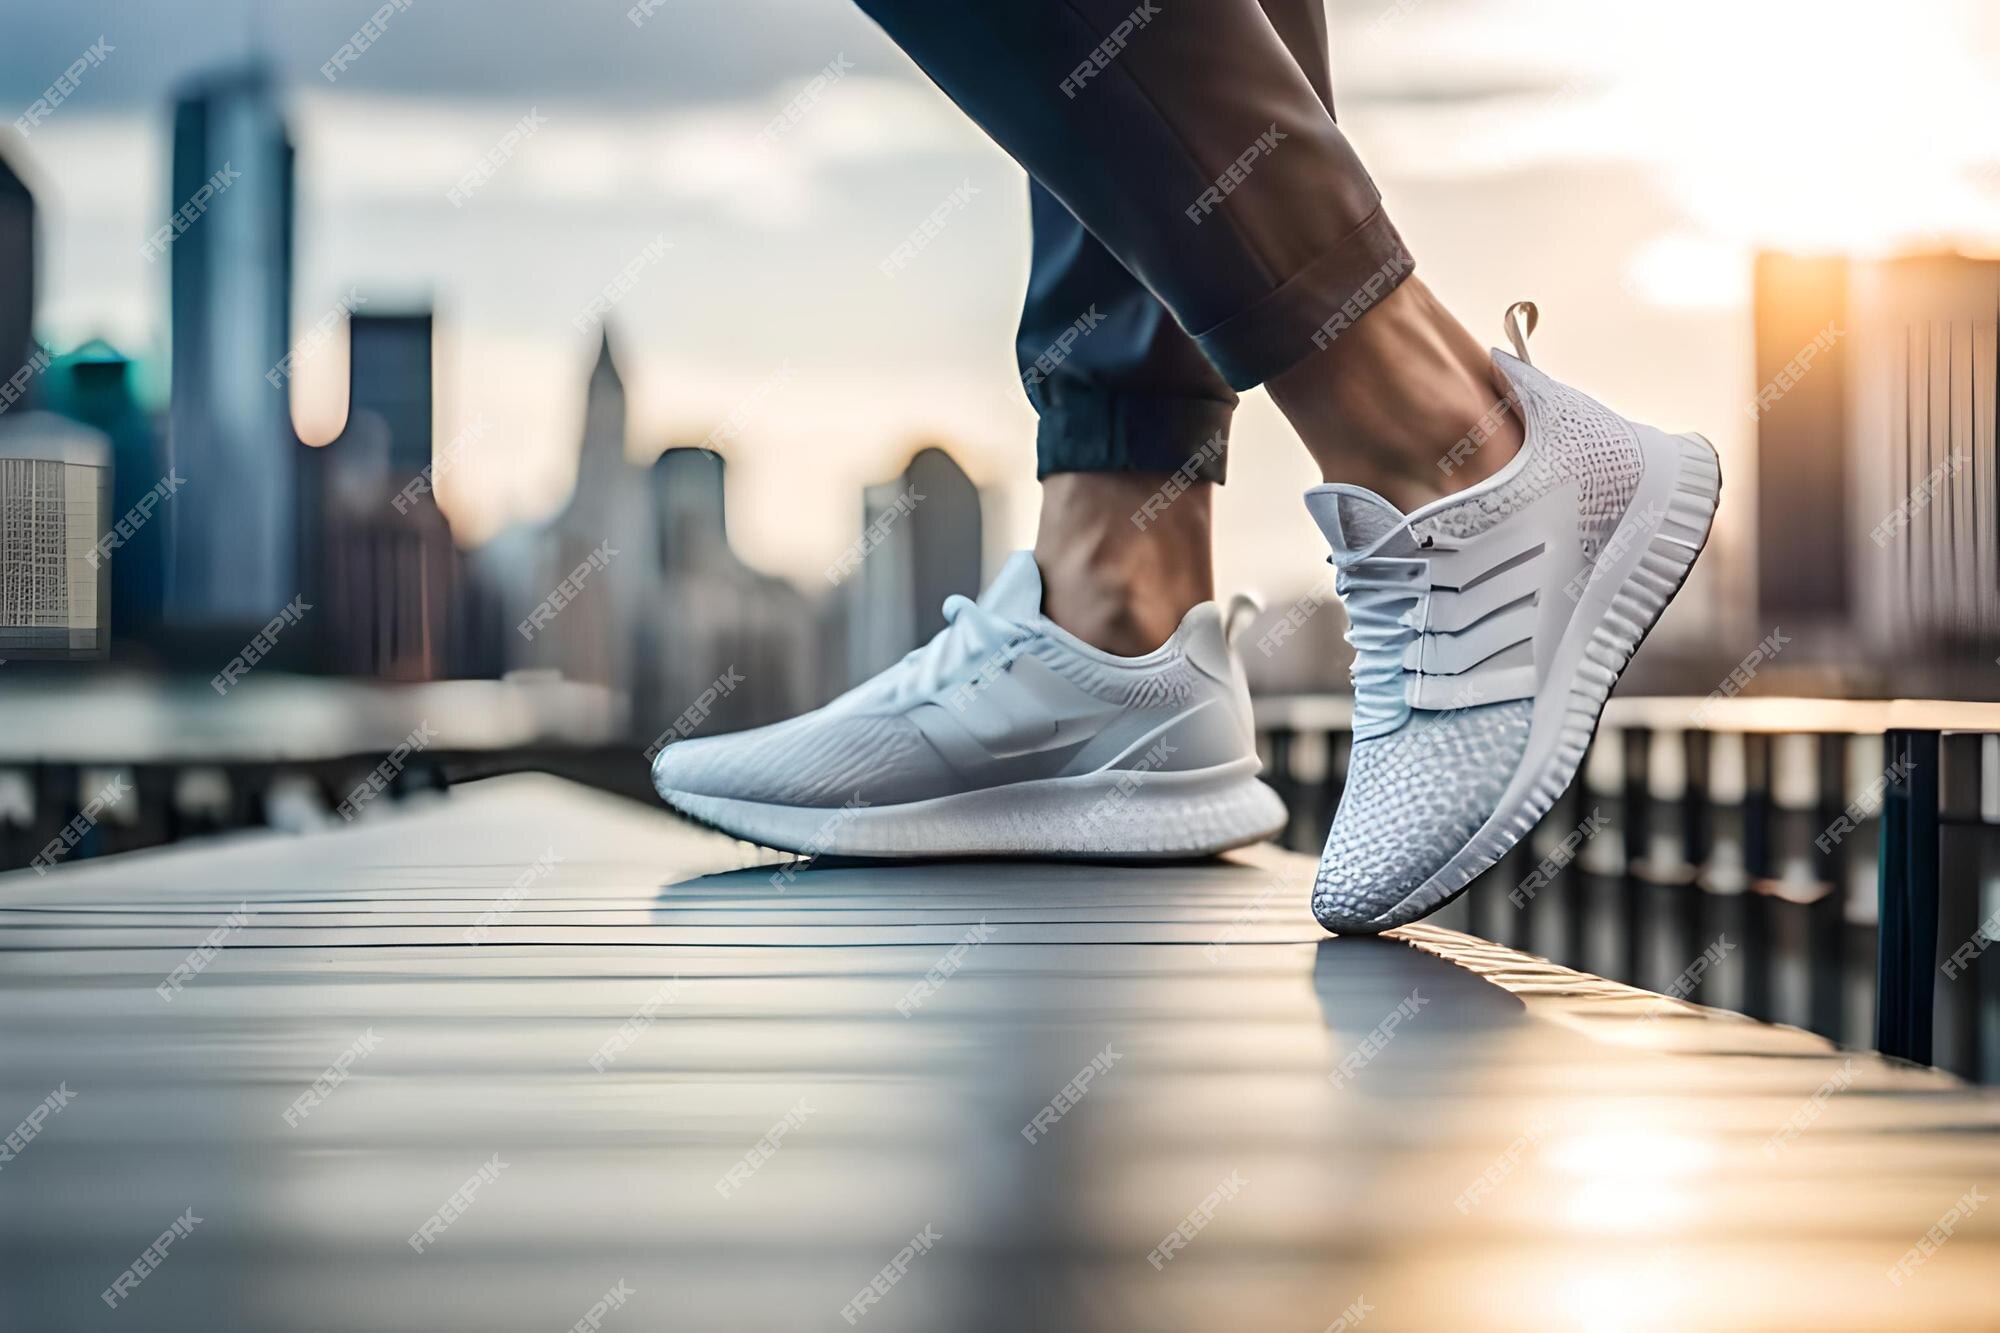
{"left": 1303, "top": 485, "right": 1417, "bottom": 558}
{"left": 976, "top": 550, "right": 1046, "bottom": 621}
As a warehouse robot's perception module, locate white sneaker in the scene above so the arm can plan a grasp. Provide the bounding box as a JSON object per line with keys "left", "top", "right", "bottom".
{"left": 651, "top": 551, "right": 1286, "bottom": 859}
{"left": 1308, "top": 304, "right": 1720, "bottom": 933}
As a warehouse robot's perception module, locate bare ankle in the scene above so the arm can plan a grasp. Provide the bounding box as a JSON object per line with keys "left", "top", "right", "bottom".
{"left": 1268, "top": 277, "right": 1524, "bottom": 512}
{"left": 1034, "top": 472, "right": 1214, "bottom": 656}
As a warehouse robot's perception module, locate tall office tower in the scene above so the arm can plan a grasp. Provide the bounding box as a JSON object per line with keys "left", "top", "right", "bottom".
{"left": 652, "top": 443, "right": 732, "bottom": 572}
{"left": 1752, "top": 254, "right": 1853, "bottom": 630}
{"left": 347, "top": 312, "right": 433, "bottom": 482}
{"left": 315, "top": 308, "right": 463, "bottom": 681}
{"left": 163, "top": 66, "right": 297, "bottom": 630}
{"left": 0, "top": 150, "right": 33, "bottom": 404}
{"left": 522, "top": 332, "right": 661, "bottom": 697}
{"left": 629, "top": 446, "right": 815, "bottom": 743}
{"left": 1749, "top": 251, "right": 2000, "bottom": 698}
{"left": 0, "top": 146, "right": 110, "bottom": 659}
{"left": 0, "top": 423, "right": 110, "bottom": 658}
{"left": 1845, "top": 254, "right": 2000, "bottom": 693}
{"left": 842, "top": 445, "right": 981, "bottom": 685}
{"left": 568, "top": 334, "right": 631, "bottom": 538}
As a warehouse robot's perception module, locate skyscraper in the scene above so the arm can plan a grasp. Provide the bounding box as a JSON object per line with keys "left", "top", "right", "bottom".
{"left": 0, "top": 140, "right": 109, "bottom": 658}
{"left": 842, "top": 445, "right": 982, "bottom": 683}
{"left": 312, "top": 306, "right": 463, "bottom": 681}
{"left": 347, "top": 312, "right": 433, "bottom": 481}
{"left": 568, "top": 333, "right": 631, "bottom": 537}
{"left": 522, "top": 332, "right": 660, "bottom": 693}
{"left": 163, "top": 65, "right": 296, "bottom": 631}
{"left": 1747, "top": 251, "right": 2000, "bottom": 698}
{"left": 1845, "top": 255, "right": 2000, "bottom": 684}
{"left": 0, "top": 422, "right": 110, "bottom": 659}
{"left": 0, "top": 150, "right": 33, "bottom": 405}
{"left": 632, "top": 445, "right": 817, "bottom": 741}
{"left": 652, "top": 444, "right": 731, "bottom": 571}
{"left": 1752, "top": 255, "right": 1851, "bottom": 626}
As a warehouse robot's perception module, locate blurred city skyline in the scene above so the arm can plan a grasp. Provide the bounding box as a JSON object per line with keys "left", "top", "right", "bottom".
{"left": 7, "top": 0, "right": 2000, "bottom": 602}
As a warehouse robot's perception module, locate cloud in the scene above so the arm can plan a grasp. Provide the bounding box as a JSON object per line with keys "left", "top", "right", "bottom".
{"left": 291, "top": 77, "right": 974, "bottom": 229}
{"left": 0, "top": 0, "right": 915, "bottom": 110}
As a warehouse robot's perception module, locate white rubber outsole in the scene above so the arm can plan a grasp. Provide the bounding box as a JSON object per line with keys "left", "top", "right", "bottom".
{"left": 1350, "top": 429, "right": 1722, "bottom": 931}
{"left": 656, "top": 757, "right": 1289, "bottom": 862}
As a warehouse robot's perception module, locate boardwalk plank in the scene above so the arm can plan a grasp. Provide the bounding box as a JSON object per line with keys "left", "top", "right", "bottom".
{"left": 1, "top": 775, "right": 1995, "bottom": 1331}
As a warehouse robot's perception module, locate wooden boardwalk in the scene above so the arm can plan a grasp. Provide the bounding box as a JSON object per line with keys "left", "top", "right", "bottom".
{"left": 2, "top": 775, "right": 1996, "bottom": 1331}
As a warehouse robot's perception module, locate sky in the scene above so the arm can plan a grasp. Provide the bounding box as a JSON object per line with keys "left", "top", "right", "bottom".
{"left": 6, "top": 0, "right": 2000, "bottom": 625}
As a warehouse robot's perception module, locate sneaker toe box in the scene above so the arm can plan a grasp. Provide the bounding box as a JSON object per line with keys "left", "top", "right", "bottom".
{"left": 651, "top": 711, "right": 952, "bottom": 808}
{"left": 1312, "top": 702, "right": 1532, "bottom": 933}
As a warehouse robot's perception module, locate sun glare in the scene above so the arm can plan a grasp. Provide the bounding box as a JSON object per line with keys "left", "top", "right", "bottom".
{"left": 1632, "top": 0, "right": 2000, "bottom": 258}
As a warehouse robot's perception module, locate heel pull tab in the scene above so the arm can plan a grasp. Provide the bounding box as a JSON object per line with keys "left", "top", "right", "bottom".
{"left": 1503, "top": 301, "right": 1539, "bottom": 364}
{"left": 1224, "top": 593, "right": 1262, "bottom": 648}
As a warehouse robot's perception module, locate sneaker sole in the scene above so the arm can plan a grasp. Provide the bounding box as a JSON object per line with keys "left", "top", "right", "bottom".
{"left": 656, "top": 758, "right": 1289, "bottom": 862}
{"left": 1343, "top": 428, "right": 1722, "bottom": 932}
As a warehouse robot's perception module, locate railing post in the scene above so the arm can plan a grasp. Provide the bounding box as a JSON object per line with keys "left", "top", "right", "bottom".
{"left": 1808, "top": 733, "right": 1849, "bottom": 1042}
{"left": 1876, "top": 728, "right": 1940, "bottom": 1063}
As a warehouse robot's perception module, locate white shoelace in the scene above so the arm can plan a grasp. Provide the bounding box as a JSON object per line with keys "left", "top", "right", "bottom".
{"left": 1332, "top": 542, "right": 1432, "bottom": 740}
{"left": 885, "top": 594, "right": 1030, "bottom": 707}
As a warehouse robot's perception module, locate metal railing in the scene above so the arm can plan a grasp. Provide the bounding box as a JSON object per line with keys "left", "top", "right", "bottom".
{"left": 1256, "top": 695, "right": 2000, "bottom": 1082}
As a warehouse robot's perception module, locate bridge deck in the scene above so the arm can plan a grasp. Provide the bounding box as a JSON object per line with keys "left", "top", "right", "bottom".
{"left": 2, "top": 775, "right": 1995, "bottom": 1331}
